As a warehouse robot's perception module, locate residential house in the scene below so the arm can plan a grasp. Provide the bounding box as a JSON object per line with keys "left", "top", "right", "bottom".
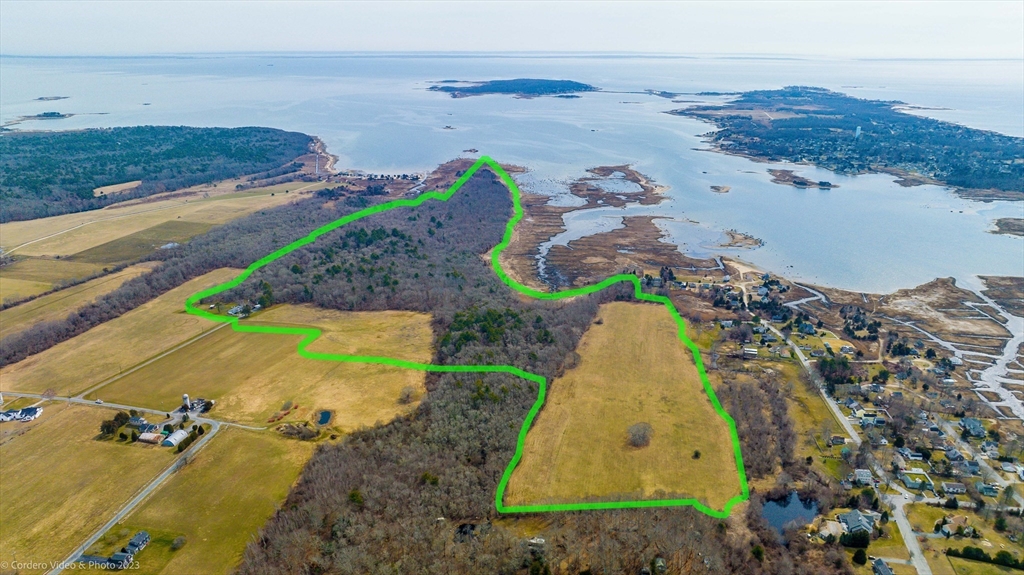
{"left": 837, "top": 509, "right": 875, "bottom": 534}
{"left": 941, "top": 515, "right": 971, "bottom": 537}
{"left": 853, "top": 469, "right": 873, "bottom": 485}
{"left": 720, "top": 320, "right": 734, "bottom": 328}
{"left": 840, "top": 345, "right": 855, "bottom": 354}
{"left": 901, "top": 470, "right": 934, "bottom": 491}
{"left": 127, "top": 416, "right": 148, "bottom": 428}
{"left": 959, "top": 417, "right": 986, "bottom": 438}
{"left": 799, "top": 323, "right": 817, "bottom": 335}
{"left": 125, "top": 531, "right": 150, "bottom": 555}
{"left": 942, "top": 482, "right": 967, "bottom": 494}
{"left": 1001, "top": 461, "right": 1018, "bottom": 473}
{"left": 975, "top": 482, "right": 998, "bottom": 497}
{"left": 892, "top": 454, "right": 907, "bottom": 472}
{"left": 871, "top": 558, "right": 895, "bottom": 575}
{"left": 818, "top": 520, "right": 844, "bottom": 540}
{"left": 949, "top": 356, "right": 963, "bottom": 366}
{"left": 944, "top": 447, "right": 965, "bottom": 462}
{"left": 743, "top": 348, "right": 759, "bottom": 359}
{"left": 831, "top": 435, "right": 847, "bottom": 446}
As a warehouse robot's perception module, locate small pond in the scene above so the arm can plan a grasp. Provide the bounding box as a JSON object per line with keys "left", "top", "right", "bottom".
{"left": 316, "top": 410, "right": 332, "bottom": 426}
{"left": 761, "top": 491, "right": 819, "bottom": 536}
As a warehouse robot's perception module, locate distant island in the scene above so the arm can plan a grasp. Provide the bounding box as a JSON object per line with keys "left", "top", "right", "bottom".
{"left": 428, "top": 78, "right": 598, "bottom": 98}
{"left": 25, "top": 111, "right": 73, "bottom": 120}
{"left": 671, "top": 86, "right": 1024, "bottom": 200}
{"left": 35, "top": 96, "right": 69, "bottom": 101}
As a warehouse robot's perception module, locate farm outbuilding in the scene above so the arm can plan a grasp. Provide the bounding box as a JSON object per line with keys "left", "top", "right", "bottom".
{"left": 161, "top": 429, "right": 189, "bottom": 447}
{"left": 138, "top": 432, "right": 163, "bottom": 444}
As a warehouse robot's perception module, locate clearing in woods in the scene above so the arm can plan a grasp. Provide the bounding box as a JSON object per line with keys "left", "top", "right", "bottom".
{"left": 92, "top": 305, "right": 433, "bottom": 428}
{"left": 88, "top": 428, "right": 313, "bottom": 575}
{"left": 0, "top": 268, "right": 240, "bottom": 395}
{"left": 0, "top": 404, "right": 171, "bottom": 572}
{"left": 0, "top": 263, "right": 155, "bottom": 339}
{"left": 181, "top": 156, "right": 748, "bottom": 517}
{"left": 502, "top": 301, "right": 743, "bottom": 510}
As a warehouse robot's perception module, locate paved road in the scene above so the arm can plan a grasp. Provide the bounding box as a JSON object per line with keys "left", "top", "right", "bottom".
{"left": 48, "top": 421, "right": 222, "bottom": 575}
{"left": 766, "top": 322, "right": 862, "bottom": 445}
{"left": 889, "top": 492, "right": 934, "bottom": 575}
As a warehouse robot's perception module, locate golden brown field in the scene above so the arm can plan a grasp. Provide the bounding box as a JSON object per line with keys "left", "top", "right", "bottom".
{"left": 503, "top": 301, "right": 742, "bottom": 510}
{"left": 0, "top": 268, "right": 240, "bottom": 395}
{"left": 90, "top": 305, "right": 434, "bottom": 428}
{"left": 0, "top": 404, "right": 171, "bottom": 572}
{"left": 92, "top": 428, "right": 313, "bottom": 575}
{"left": 0, "top": 258, "right": 108, "bottom": 302}
{"left": 0, "top": 181, "right": 331, "bottom": 259}
{"left": 0, "top": 263, "right": 155, "bottom": 339}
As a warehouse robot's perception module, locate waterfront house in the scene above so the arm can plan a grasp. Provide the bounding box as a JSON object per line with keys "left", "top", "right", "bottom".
{"left": 837, "top": 509, "right": 874, "bottom": 534}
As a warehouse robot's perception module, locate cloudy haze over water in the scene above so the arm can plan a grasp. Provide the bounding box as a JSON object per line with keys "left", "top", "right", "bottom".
{"left": 1, "top": 0, "right": 1022, "bottom": 59}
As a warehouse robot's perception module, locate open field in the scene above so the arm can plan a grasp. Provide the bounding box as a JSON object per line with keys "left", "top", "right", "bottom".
{"left": 0, "top": 263, "right": 155, "bottom": 339}
{"left": 0, "top": 268, "right": 240, "bottom": 395}
{"left": 0, "top": 258, "right": 108, "bottom": 302}
{"left": 0, "top": 404, "right": 171, "bottom": 571}
{"left": 91, "top": 305, "right": 434, "bottom": 427}
{"left": 67, "top": 220, "right": 214, "bottom": 266}
{"left": 93, "top": 180, "right": 142, "bottom": 197}
{"left": 0, "top": 181, "right": 331, "bottom": 259}
{"left": 93, "top": 428, "right": 313, "bottom": 575}
{"left": 503, "top": 301, "right": 742, "bottom": 510}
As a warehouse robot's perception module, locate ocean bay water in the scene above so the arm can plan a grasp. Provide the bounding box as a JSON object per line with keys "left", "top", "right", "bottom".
{"left": 2, "top": 54, "right": 1022, "bottom": 293}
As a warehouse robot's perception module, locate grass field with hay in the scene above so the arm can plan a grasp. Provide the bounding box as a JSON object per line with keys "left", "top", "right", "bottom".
{"left": 0, "top": 404, "right": 171, "bottom": 572}
{"left": 0, "top": 268, "right": 240, "bottom": 395}
{"left": 503, "top": 301, "right": 743, "bottom": 510}
{"left": 0, "top": 258, "right": 108, "bottom": 302}
{"left": 0, "top": 181, "right": 331, "bottom": 260}
{"left": 90, "top": 305, "right": 434, "bottom": 428}
{"left": 91, "top": 428, "right": 313, "bottom": 575}
{"left": 0, "top": 263, "right": 155, "bottom": 339}
{"left": 67, "top": 220, "right": 214, "bottom": 266}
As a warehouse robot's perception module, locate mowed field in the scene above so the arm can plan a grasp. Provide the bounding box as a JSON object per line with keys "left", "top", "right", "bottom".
{"left": 0, "top": 258, "right": 108, "bottom": 302}
{"left": 0, "top": 268, "right": 240, "bottom": 395}
{"left": 91, "top": 428, "right": 313, "bottom": 575}
{"left": 0, "top": 181, "right": 331, "bottom": 259}
{"left": 0, "top": 404, "right": 171, "bottom": 571}
{"left": 0, "top": 263, "right": 155, "bottom": 339}
{"left": 503, "top": 301, "right": 743, "bottom": 510}
{"left": 91, "top": 304, "right": 434, "bottom": 428}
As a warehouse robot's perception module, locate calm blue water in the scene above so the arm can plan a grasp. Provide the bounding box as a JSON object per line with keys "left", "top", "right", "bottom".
{"left": 2, "top": 54, "right": 1022, "bottom": 293}
{"left": 762, "top": 491, "right": 819, "bottom": 535}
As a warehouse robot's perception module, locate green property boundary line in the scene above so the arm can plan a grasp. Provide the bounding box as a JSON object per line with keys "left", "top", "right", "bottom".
{"left": 184, "top": 156, "right": 749, "bottom": 518}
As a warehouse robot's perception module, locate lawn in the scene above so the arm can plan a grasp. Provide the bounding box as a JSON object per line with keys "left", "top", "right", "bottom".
{"left": 0, "top": 258, "right": 107, "bottom": 302}
{"left": 100, "top": 428, "right": 314, "bottom": 575}
{"left": 0, "top": 404, "right": 171, "bottom": 572}
{"left": 948, "top": 556, "right": 1022, "bottom": 575}
{"left": 0, "top": 263, "right": 153, "bottom": 339}
{"left": 503, "top": 301, "right": 743, "bottom": 511}
{"left": 91, "top": 305, "right": 434, "bottom": 428}
{"left": 0, "top": 268, "right": 240, "bottom": 395}
{"left": 907, "top": 503, "right": 1024, "bottom": 574}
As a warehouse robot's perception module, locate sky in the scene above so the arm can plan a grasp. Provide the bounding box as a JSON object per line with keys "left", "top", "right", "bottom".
{"left": 1, "top": 1, "right": 1021, "bottom": 59}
